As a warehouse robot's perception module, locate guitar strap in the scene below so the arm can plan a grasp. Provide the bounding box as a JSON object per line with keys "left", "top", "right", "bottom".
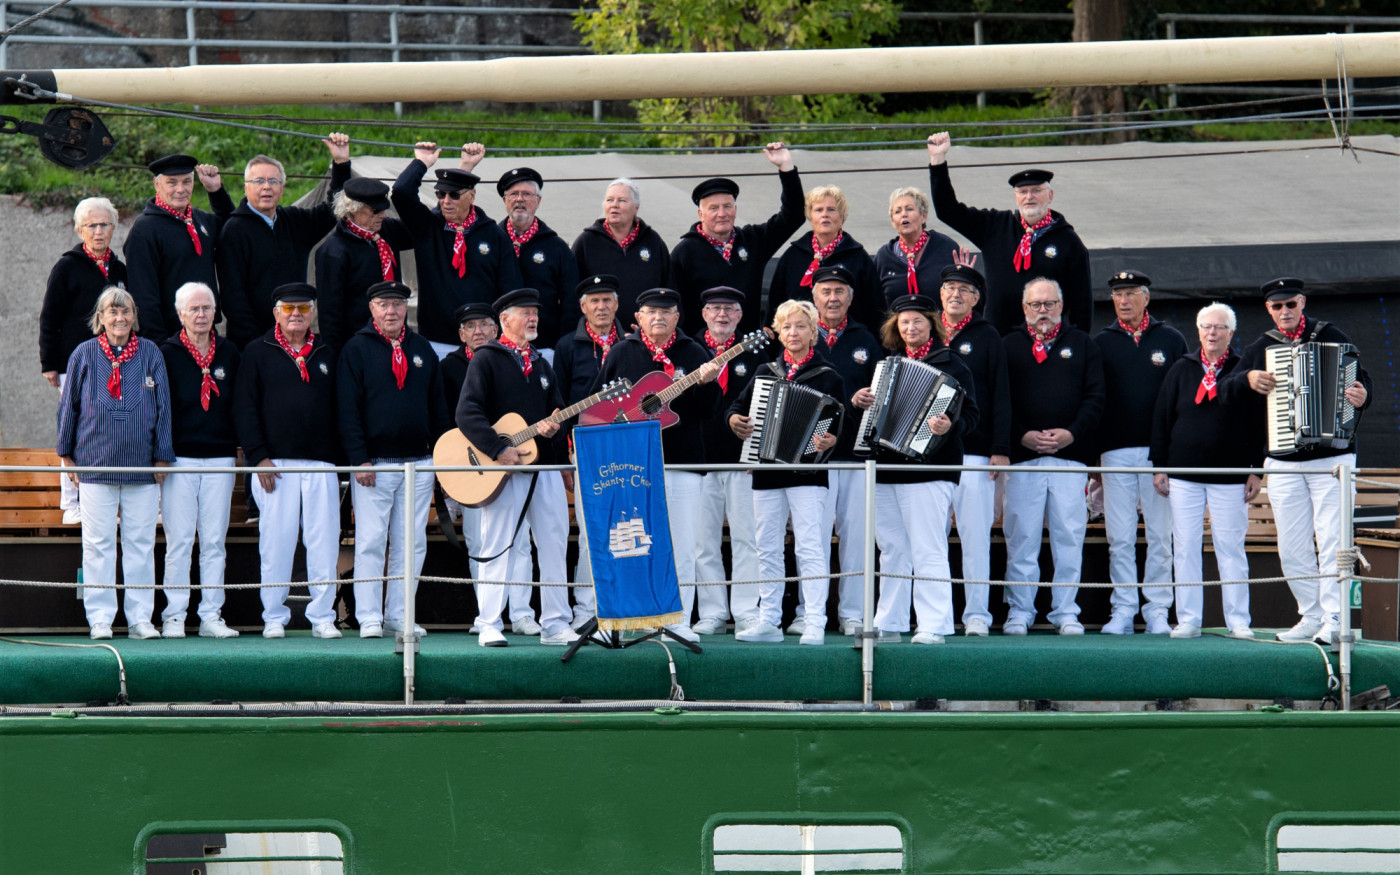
{"left": 433, "top": 473, "right": 539, "bottom": 573}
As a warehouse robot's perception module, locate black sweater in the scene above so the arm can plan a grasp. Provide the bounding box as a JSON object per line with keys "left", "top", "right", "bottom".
{"left": 1095, "top": 317, "right": 1189, "bottom": 453}
{"left": 1002, "top": 324, "right": 1105, "bottom": 466}
{"left": 766, "top": 231, "right": 883, "bottom": 329}
{"left": 868, "top": 345, "right": 979, "bottom": 486}
{"left": 337, "top": 323, "right": 451, "bottom": 465}
{"left": 591, "top": 332, "right": 720, "bottom": 465}
{"left": 670, "top": 168, "right": 805, "bottom": 335}
{"left": 234, "top": 328, "right": 339, "bottom": 465}
{"left": 217, "top": 160, "right": 350, "bottom": 349}
{"left": 440, "top": 346, "right": 473, "bottom": 414}
{"left": 159, "top": 333, "right": 241, "bottom": 458}
{"left": 872, "top": 230, "right": 961, "bottom": 307}
{"left": 698, "top": 332, "right": 772, "bottom": 466}
{"left": 125, "top": 188, "right": 236, "bottom": 342}
{"left": 814, "top": 320, "right": 884, "bottom": 462}
{"left": 553, "top": 317, "right": 613, "bottom": 406}
{"left": 571, "top": 218, "right": 672, "bottom": 330}
{"left": 40, "top": 246, "right": 127, "bottom": 374}
{"left": 501, "top": 217, "right": 579, "bottom": 349}
{"left": 391, "top": 160, "right": 523, "bottom": 346}
{"left": 456, "top": 340, "right": 564, "bottom": 466}
{"left": 726, "top": 356, "right": 849, "bottom": 491}
{"left": 946, "top": 315, "right": 1012, "bottom": 458}
{"left": 313, "top": 218, "right": 413, "bottom": 352}
{"left": 1150, "top": 351, "right": 1263, "bottom": 484}
{"left": 929, "top": 163, "right": 1092, "bottom": 336}
{"left": 1220, "top": 317, "right": 1373, "bottom": 462}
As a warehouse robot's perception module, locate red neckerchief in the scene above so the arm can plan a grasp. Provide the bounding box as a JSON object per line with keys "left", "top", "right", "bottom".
{"left": 1196, "top": 347, "right": 1229, "bottom": 404}
{"left": 442, "top": 209, "right": 477, "bottom": 278}
{"left": 155, "top": 196, "right": 202, "bottom": 256}
{"left": 374, "top": 322, "right": 409, "bottom": 390}
{"left": 640, "top": 331, "right": 676, "bottom": 377}
{"left": 84, "top": 244, "right": 111, "bottom": 278}
{"left": 799, "top": 232, "right": 843, "bottom": 288}
{"left": 941, "top": 310, "right": 973, "bottom": 338}
{"left": 1117, "top": 311, "right": 1150, "bottom": 345}
{"left": 497, "top": 335, "right": 533, "bottom": 378}
{"left": 703, "top": 330, "right": 735, "bottom": 391}
{"left": 344, "top": 219, "right": 397, "bottom": 282}
{"left": 586, "top": 321, "right": 619, "bottom": 362}
{"left": 179, "top": 329, "right": 219, "bottom": 410}
{"left": 784, "top": 347, "right": 815, "bottom": 379}
{"left": 1014, "top": 212, "right": 1054, "bottom": 272}
{"left": 507, "top": 216, "right": 539, "bottom": 257}
{"left": 898, "top": 231, "right": 928, "bottom": 296}
{"left": 904, "top": 337, "right": 935, "bottom": 361}
{"left": 275, "top": 324, "right": 314, "bottom": 382}
{"left": 695, "top": 224, "right": 733, "bottom": 263}
{"left": 1282, "top": 314, "right": 1307, "bottom": 343}
{"left": 820, "top": 316, "right": 848, "bottom": 348}
{"left": 462, "top": 345, "right": 474, "bottom": 361}
{"left": 97, "top": 333, "right": 139, "bottom": 399}
{"left": 1028, "top": 321, "right": 1062, "bottom": 364}
{"left": 611, "top": 221, "right": 641, "bottom": 251}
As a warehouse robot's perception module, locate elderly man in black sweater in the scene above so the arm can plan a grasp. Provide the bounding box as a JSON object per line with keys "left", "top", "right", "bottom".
{"left": 1000, "top": 277, "right": 1105, "bottom": 636}
{"left": 571, "top": 178, "right": 672, "bottom": 330}
{"left": 338, "top": 281, "right": 451, "bottom": 640}
{"left": 495, "top": 166, "right": 579, "bottom": 351}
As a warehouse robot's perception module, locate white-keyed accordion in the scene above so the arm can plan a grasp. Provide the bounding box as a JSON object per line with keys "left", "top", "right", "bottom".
{"left": 738, "top": 376, "right": 845, "bottom": 465}
{"left": 1264, "top": 341, "right": 1360, "bottom": 454}
{"left": 853, "top": 356, "right": 965, "bottom": 461}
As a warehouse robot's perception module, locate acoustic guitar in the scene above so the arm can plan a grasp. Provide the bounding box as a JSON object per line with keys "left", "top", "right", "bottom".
{"left": 434, "top": 379, "right": 631, "bottom": 508}
{"left": 577, "top": 329, "right": 771, "bottom": 429}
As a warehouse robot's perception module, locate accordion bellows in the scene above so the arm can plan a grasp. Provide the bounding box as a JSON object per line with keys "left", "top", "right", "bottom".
{"left": 854, "top": 357, "right": 965, "bottom": 461}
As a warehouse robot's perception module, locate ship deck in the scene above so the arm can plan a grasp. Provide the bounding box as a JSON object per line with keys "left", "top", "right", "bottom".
{"left": 3, "top": 626, "right": 1399, "bottom": 708}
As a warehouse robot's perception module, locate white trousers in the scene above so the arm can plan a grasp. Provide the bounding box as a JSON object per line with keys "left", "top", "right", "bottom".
{"left": 56, "top": 373, "right": 80, "bottom": 512}
{"left": 874, "top": 480, "right": 956, "bottom": 635}
{"left": 695, "top": 471, "right": 761, "bottom": 622}
{"left": 351, "top": 460, "right": 435, "bottom": 627}
{"left": 954, "top": 455, "right": 996, "bottom": 625}
{"left": 476, "top": 471, "right": 570, "bottom": 633}
{"left": 824, "top": 468, "right": 872, "bottom": 623}
{"left": 78, "top": 482, "right": 159, "bottom": 627}
{"left": 160, "top": 456, "right": 236, "bottom": 623}
{"left": 753, "top": 485, "right": 830, "bottom": 629}
{"left": 252, "top": 460, "right": 340, "bottom": 627}
{"left": 1003, "top": 457, "right": 1085, "bottom": 626}
{"left": 1101, "top": 446, "right": 1174, "bottom": 618}
{"left": 666, "top": 470, "right": 703, "bottom": 622}
{"left": 571, "top": 504, "right": 596, "bottom": 618}
{"left": 1265, "top": 454, "right": 1353, "bottom": 627}
{"left": 1168, "top": 478, "right": 1252, "bottom": 630}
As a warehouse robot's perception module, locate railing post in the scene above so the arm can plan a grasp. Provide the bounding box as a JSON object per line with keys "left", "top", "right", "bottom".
{"left": 403, "top": 461, "right": 418, "bottom": 705}
{"left": 390, "top": 10, "right": 404, "bottom": 119}
{"left": 973, "top": 18, "right": 986, "bottom": 109}
{"left": 186, "top": 4, "right": 198, "bottom": 67}
{"left": 1165, "top": 18, "right": 1178, "bottom": 108}
{"left": 1337, "top": 462, "right": 1354, "bottom": 712}
{"left": 861, "top": 459, "right": 877, "bottom": 708}
{"left": 0, "top": 4, "right": 9, "bottom": 70}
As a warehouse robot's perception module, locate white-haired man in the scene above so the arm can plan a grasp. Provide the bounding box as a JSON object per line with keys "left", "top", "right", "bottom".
{"left": 572, "top": 178, "right": 672, "bottom": 329}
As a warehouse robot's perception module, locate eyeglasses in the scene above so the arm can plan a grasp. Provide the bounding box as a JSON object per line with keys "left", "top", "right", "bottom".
{"left": 1024, "top": 300, "right": 1060, "bottom": 311}
{"left": 435, "top": 190, "right": 468, "bottom": 200}
{"left": 504, "top": 191, "right": 540, "bottom": 202}
{"left": 278, "top": 303, "right": 314, "bottom": 314}
{"left": 1198, "top": 324, "right": 1231, "bottom": 332}
{"left": 81, "top": 222, "right": 114, "bottom": 231}
{"left": 246, "top": 177, "right": 284, "bottom": 187}
{"left": 703, "top": 304, "right": 740, "bottom": 314}
{"left": 1267, "top": 299, "right": 1301, "bottom": 311}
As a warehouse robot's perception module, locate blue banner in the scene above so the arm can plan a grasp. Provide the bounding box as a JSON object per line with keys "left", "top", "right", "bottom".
{"left": 574, "top": 421, "right": 680, "bottom": 631}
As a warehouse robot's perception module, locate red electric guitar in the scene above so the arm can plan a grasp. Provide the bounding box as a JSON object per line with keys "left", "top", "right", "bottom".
{"left": 578, "top": 329, "right": 771, "bottom": 429}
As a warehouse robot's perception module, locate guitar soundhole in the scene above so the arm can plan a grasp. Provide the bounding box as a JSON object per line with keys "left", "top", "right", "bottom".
{"left": 639, "top": 394, "right": 662, "bottom": 416}
{"left": 467, "top": 446, "right": 482, "bottom": 473}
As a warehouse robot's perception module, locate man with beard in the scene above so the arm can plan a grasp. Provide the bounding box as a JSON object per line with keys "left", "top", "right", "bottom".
{"left": 571, "top": 178, "right": 671, "bottom": 329}
{"left": 496, "top": 166, "right": 579, "bottom": 351}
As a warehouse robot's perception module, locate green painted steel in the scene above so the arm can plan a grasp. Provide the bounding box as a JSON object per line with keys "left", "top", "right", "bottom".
{"left": 2, "top": 710, "right": 1399, "bottom": 873}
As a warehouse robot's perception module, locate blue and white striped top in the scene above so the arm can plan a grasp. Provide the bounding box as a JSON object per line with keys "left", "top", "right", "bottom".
{"left": 56, "top": 336, "right": 175, "bottom": 484}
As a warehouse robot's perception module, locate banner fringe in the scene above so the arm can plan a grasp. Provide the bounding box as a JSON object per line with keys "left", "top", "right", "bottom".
{"left": 598, "top": 612, "right": 682, "bottom": 632}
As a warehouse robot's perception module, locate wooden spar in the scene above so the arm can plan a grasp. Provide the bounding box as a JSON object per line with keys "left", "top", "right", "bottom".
{"left": 3, "top": 31, "right": 1399, "bottom": 106}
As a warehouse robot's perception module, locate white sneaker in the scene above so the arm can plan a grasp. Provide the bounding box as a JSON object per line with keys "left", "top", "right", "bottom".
{"left": 963, "top": 618, "right": 990, "bottom": 637}
{"left": 1057, "top": 621, "right": 1085, "bottom": 636}
{"left": 876, "top": 629, "right": 903, "bottom": 644}
{"left": 511, "top": 616, "right": 542, "bottom": 636}
{"left": 541, "top": 625, "right": 581, "bottom": 646}
{"left": 1101, "top": 613, "right": 1135, "bottom": 635}
{"left": 62, "top": 509, "right": 82, "bottom": 525}
{"left": 1002, "top": 621, "right": 1028, "bottom": 637}
{"left": 198, "top": 618, "right": 239, "bottom": 639}
{"left": 692, "top": 617, "right": 728, "bottom": 635}
{"left": 665, "top": 623, "right": 701, "bottom": 643}
{"left": 89, "top": 623, "right": 112, "bottom": 640}
{"left": 1145, "top": 614, "right": 1172, "bottom": 635}
{"left": 1230, "top": 626, "right": 1255, "bottom": 640}
{"left": 839, "top": 617, "right": 862, "bottom": 637}
{"left": 161, "top": 620, "right": 186, "bottom": 639}
{"left": 911, "top": 631, "right": 946, "bottom": 645}
{"left": 359, "top": 622, "right": 383, "bottom": 639}
{"left": 736, "top": 619, "right": 783, "bottom": 643}
{"left": 1169, "top": 623, "right": 1201, "bottom": 639}
{"left": 383, "top": 619, "right": 426, "bottom": 636}
{"left": 262, "top": 622, "right": 285, "bottom": 639}
{"left": 1277, "top": 619, "right": 1323, "bottom": 642}
{"left": 1315, "top": 625, "right": 1339, "bottom": 645}
{"left": 570, "top": 611, "right": 595, "bottom": 632}
{"left": 128, "top": 621, "right": 160, "bottom": 640}
{"left": 468, "top": 623, "right": 480, "bottom": 634}
{"left": 479, "top": 627, "right": 508, "bottom": 647}
{"left": 784, "top": 618, "right": 805, "bottom": 636}
{"left": 311, "top": 623, "right": 342, "bottom": 639}
{"left": 799, "top": 627, "right": 825, "bottom": 646}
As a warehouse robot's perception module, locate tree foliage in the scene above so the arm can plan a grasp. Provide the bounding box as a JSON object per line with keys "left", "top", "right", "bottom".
{"left": 575, "top": 0, "right": 903, "bottom": 147}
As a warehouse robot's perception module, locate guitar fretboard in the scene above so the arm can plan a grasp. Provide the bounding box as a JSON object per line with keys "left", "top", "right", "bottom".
{"left": 509, "top": 382, "right": 628, "bottom": 447}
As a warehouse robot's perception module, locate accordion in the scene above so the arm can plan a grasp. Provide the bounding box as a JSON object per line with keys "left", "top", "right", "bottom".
{"left": 1265, "top": 341, "right": 1360, "bottom": 454}
{"left": 738, "top": 376, "right": 844, "bottom": 465}
{"left": 853, "top": 356, "right": 965, "bottom": 461}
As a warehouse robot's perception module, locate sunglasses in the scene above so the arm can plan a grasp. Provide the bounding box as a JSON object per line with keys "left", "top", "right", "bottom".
{"left": 1267, "top": 299, "right": 1301, "bottom": 311}
{"left": 435, "top": 189, "right": 468, "bottom": 200}
{"left": 278, "top": 303, "right": 313, "bottom": 314}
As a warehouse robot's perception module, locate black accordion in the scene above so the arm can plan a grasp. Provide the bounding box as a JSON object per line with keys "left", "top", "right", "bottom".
{"left": 853, "top": 356, "right": 965, "bottom": 461}
{"left": 738, "top": 377, "right": 844, "bottom": 465}
{"left": 1265, "top": 341, "right": 1360, "bottom": 454}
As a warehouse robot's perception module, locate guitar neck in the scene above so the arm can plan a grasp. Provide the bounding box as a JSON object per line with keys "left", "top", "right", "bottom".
{"left": 510, "top": 387, "right": 619, "bottom": 446}
{"left": 655, "top": 340, "right": 751, "bottom": 404}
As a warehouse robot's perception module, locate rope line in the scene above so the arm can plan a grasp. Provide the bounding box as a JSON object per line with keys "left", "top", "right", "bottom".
{"left": 0, "top": 0, "right": 76, "bottom": 39}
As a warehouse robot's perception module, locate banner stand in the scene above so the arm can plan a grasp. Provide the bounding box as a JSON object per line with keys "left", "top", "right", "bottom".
{"left": 561, "top": 618, "right": 702, "bottom": 663}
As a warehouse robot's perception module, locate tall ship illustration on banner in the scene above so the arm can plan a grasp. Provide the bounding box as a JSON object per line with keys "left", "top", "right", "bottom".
{"left": 608, "top": 508, "right": 652, "bottom": 559}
